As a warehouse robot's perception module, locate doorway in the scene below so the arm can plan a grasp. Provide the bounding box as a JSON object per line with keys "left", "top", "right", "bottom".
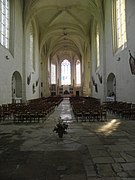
{"left": 76, "top": 91, "right": 79, "bottom": 96}
{"left": 12, "top": 71, "right": 22, "bottom": 103}
{"left": 107, "top": 73, "right": 116, "bottom": 101}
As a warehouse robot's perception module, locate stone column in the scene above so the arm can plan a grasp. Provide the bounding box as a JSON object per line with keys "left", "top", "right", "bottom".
{"left": 41, "top": 55, "right": 50, "bottom": 97}
{"left": 82, "top": 47, "right": 91, "bottom": 96}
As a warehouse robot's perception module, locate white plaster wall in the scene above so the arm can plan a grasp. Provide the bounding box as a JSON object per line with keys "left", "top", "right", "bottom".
{"left": 25, "top": 21, "right": 40, "bottom": 100}
{"left": 0, "top": 0, "right": 23, "bottom": 105}
{"left": 104, "top": 0, "right": 135, "bottom": 103}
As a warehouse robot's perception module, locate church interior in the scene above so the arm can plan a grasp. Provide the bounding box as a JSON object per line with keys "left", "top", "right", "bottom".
{"left": 0, "top": 0, "right": 135, "bottom": 179}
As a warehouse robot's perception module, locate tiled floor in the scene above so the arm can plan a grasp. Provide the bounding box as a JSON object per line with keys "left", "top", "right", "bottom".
{"left": 0, "top": 98, "right": 135, "bottom": 180}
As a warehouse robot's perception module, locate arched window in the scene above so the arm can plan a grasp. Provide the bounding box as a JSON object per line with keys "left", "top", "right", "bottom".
{"left": 0, "top": 0, "right": 10, "bottom": 49}
{"left": 51, "top": 64, "right": 56, "bottom": 84}
{"left": 29, "top": 23, "right": 35, "bottom": 70}
{"left": 96, "top": 24, "right": 100, "bottom": 68}
{"left": 76, "top": 60, "right": 81, "bottom": 85}
{"left": 61, "top": 59, "right": 71, "bottom": 85}
{"left": 112, "top": 0, "right": 127, "bottom": 52}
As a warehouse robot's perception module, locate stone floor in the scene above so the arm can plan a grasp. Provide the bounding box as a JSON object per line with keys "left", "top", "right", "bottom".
{"left": 0, "top": 98, "right": 135, "bottom": 180}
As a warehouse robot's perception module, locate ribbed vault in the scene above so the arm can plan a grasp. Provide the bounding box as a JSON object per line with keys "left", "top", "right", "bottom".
{"left": 24, "top": 0, "right": 103, "bottom": 61}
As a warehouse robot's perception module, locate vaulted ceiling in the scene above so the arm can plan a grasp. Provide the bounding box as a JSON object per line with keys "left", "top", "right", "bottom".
{"left": 24, "top": 0, "right": 104, "bottom": 61}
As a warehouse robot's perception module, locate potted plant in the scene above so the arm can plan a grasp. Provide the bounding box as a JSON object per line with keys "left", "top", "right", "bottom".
{"left": 53, "top": 118, "right": 68, "bottom": 138}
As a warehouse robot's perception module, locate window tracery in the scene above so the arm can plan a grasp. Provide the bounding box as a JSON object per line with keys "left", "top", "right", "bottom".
{"left": 61, "top": 59, "right": 71, "bottom": 85}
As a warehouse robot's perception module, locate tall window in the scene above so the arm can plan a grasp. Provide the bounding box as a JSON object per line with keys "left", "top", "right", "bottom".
{"left": 51, "top": 64, "right": 56, "bottom": 84}
{"left": 96, "top": 24, "right": 100, "bottom": 68}
{"left": 0, "top": 0, "right": 10, "bottom": 49}
{"left": 61, "top": 59, "right": 71, "bottom": 85}
{"left": 112, "top": 0, "right": 127, "bottom": 52}
{"left": 76, "top": 60, "right": 81, "bottom": 85}
{"left": 29, "top": 24, "right": 35, "bottom": 70}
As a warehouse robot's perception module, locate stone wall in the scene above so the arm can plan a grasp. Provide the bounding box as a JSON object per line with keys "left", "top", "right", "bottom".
{"left": 91, "top": 0, "right": 135, "bottom": 103}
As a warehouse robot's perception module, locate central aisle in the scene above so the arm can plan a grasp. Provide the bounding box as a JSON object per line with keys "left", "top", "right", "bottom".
{"left": 48, "top": 97, "right": 75, "bottom": 123}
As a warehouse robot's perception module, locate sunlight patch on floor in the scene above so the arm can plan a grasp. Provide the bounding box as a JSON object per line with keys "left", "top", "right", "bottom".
{"left": 96, "top": 119, "right": 121, "bottom": 135}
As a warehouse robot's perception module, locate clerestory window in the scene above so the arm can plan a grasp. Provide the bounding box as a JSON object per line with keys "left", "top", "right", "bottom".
{"left": 96, "top": 24, "right": 100, "bottom": 68}
{"left": 29, "top": 23, "right": 35, "bottom": 70}
{"left": 76, "top": 60, "right": 81, "bottom": 85}
{"left": 0, "top": 0, "right": 10, "bottom": 49}
{"left": 112, "top": 0, "right": 127, "bottom": 52}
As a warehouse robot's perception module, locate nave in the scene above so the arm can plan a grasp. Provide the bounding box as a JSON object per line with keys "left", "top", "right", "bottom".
{"left": 0, "top": 98, "right": 135, "bottom": 179}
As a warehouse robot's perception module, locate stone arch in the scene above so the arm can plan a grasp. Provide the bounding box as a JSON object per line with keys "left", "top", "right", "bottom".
{"left": 12, "top": 71, "right": 22, "bottom": 103}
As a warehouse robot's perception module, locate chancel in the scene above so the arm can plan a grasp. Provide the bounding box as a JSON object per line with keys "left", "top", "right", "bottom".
{"left": 0, "top": 0, "right": 135, "bottom": 179}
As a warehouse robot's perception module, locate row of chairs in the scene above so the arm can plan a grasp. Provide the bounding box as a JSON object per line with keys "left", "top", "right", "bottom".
{"left": 70, "top": 97, "right": 107, "bottom": 122}
{"left": 0, "top": 96, "right": 63, "bottom": 123}
{"left": 104, "top": 101, "right": 135, "bottom": 119}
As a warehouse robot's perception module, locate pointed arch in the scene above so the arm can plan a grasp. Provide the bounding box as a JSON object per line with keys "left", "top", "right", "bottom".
{"left": 61, "top": 59, "right": 71, "bottom": 85}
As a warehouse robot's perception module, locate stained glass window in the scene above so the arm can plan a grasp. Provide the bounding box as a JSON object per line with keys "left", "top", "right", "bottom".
{"left": 61, "top": 59, "right": 71, "bottom": 85}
